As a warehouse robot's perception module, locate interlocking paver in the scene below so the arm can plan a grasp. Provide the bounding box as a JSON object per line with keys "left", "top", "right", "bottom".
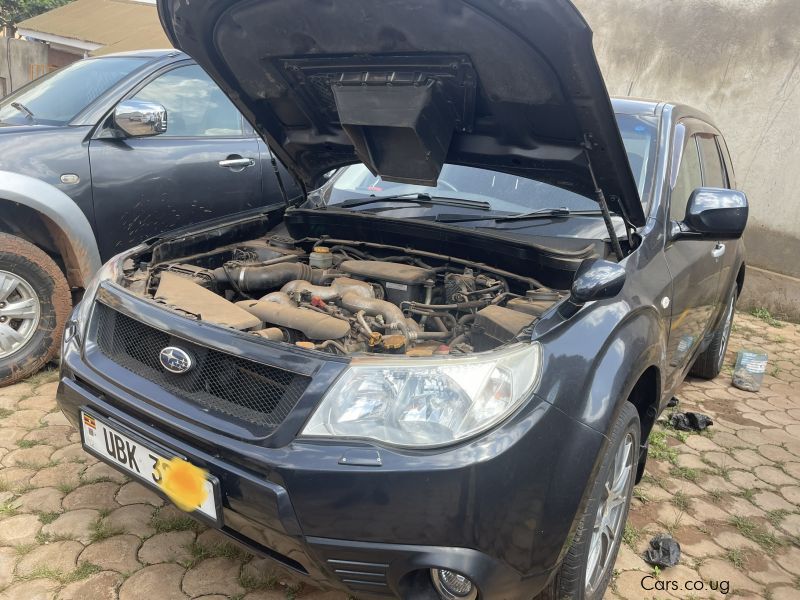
{"left": 58, "top": 571, "right": 123, "bottom": 600}
{"left": 15, "top": 540, "right": 82, "bottom": 576}
{"left": 0, "top": 312, "right": 797, "bottom": 599}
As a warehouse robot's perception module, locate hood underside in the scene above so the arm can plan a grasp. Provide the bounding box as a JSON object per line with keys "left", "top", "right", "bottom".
{"left": 158, "top": 0, "right": 645, "bottom": 227}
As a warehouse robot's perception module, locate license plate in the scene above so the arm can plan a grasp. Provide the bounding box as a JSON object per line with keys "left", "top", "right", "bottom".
{"left": 80, "top": 411, "right": 220, "bottom": 523}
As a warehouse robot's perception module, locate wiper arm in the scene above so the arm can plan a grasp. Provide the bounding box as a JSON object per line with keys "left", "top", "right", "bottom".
{"left": 337, "top": 193, "right": 491, "bottom": 211}
{"left": 432, "top": 208, "right": 609, "bottom": 224}
{"left": 10, "top": 102, "right": 34, "bottom": 120}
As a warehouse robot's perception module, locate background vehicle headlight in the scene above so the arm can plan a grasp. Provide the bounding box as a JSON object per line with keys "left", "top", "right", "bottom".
{"left": 302, "top": 342, "right": 541, "bottom": 448}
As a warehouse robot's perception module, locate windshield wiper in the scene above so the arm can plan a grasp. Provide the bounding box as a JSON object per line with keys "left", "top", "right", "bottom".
{"left": 433, "top": 207, "right": 608, "bottom": 223}
{"left": 10, "top": 102, "right": 34, "bottom": 120}
{"left": 336, "top": 193, "right": 492, "bottom": 211}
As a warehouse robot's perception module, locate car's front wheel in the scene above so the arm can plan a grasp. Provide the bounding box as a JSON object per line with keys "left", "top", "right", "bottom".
{"left": 0, "top": 233, "right": 71, "bottom": 386}
{"left": 542, "top": 402, "right": 640, "bottom": 600}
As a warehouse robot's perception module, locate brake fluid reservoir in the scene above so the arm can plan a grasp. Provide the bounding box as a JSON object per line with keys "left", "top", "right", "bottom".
{"left": 309, "top": 247, "right": 333, "bottom": 269}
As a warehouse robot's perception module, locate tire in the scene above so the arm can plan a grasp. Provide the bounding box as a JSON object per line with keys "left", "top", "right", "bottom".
{"left": 0, "top": 233, "right": 72, "bottom": 387}
{"left": 690, "top": 285, "right": 737, "bottom": 380}
{"left": 540, "top": 402, "right": 640, "bottom": 600}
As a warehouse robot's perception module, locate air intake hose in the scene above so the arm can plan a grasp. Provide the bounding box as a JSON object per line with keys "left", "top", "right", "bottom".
{"left": 214, "top": 263, "right": 329, "bottom": 293}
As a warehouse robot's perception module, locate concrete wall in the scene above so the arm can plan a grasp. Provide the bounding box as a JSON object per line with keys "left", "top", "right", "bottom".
{"left": 574, "top": 0, "right": 800, "bottom": 281}
{"left": 0, "top": 37, "right": 49, "bottom": 96}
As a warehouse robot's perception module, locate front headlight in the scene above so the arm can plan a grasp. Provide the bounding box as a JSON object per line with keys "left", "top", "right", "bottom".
{"left": 302, "top": 342, "right": 541, "bottom": 448}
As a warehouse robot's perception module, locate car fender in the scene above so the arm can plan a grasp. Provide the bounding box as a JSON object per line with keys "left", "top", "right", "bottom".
{"left": 534, "top": 301, "right": 666, "bottom": 434}
{"left": 0, "top": 170, "right": 101, "bottom": 288}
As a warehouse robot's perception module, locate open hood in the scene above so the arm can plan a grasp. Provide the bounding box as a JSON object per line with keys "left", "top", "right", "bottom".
{"left": 158, "top": 0, "right": 645, "bottom": 227}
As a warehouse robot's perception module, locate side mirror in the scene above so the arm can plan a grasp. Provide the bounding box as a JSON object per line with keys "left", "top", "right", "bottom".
{"left": 114, "top": 99, "right": 167, "bottom": 137}
{"left": 559, "top": 258, "right": 627, "bottom": 318}
{"left": 676, "top": 187, "right": 748, "bottom": 241}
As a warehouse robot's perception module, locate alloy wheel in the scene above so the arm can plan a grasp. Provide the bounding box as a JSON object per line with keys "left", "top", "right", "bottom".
{"left": 0, "top": 270, "right": 42, "bottom": 359}
{"left": 585, "top": 431, "right": 635, "bottom": 594}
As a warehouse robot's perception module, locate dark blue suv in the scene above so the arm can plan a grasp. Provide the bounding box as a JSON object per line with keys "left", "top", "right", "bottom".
{"left": 55, "top": 1, "right": 748, "bottom": 599}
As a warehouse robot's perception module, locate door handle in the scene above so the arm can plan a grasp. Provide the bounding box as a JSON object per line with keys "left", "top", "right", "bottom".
{"left": 218, "top": 157, "right": 255, "bottom": 169}
{"left": 711, "top": 243, "right": 726, "bottom": 258}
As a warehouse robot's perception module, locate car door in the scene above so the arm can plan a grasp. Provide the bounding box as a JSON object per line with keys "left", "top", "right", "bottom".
{"left": 663, "top": 122, "right": 723, "bottom": 388}
{"left": 89, "top": 62, "right": 263, "bottom": 259}
{"left": 697, "top": 133, "right": 738, "bottom": 302}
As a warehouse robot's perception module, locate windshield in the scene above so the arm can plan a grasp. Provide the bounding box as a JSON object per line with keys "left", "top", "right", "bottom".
{"left": 0, "top": 57, "right": 148, "bottom": 126}
{"left": 326, "top": 113, "right": 658, "bottom": 214}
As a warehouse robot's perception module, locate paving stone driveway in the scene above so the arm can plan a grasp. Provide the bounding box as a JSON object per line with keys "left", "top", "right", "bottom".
{"left": 0, "top": 311, "right": 798, "bottom": 599}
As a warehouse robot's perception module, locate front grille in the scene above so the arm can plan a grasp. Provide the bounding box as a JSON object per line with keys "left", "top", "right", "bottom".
{"left": 93, "top": 303, "right": 310, "bottom": 429}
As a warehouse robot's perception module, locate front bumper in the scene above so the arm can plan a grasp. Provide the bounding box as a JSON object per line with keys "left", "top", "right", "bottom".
{"left": 58, "top": 311, "right": 605, "bottom": 599}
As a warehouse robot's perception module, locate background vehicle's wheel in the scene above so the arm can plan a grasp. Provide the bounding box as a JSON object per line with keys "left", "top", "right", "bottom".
{"left": 541, "top": 402, "right": 640, "bottom": 600}
{"left": 0, "top": 233, "right": 71, "bottom": 387}
{"left": 690, "top": 285, "right": 737, "bottom": 380}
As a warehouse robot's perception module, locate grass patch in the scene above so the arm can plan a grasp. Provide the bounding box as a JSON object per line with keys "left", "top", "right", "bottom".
{"left": 729, "top": 515, "right": 783, "bottom": 554}
{"left": 82, "top": 476, "right": 116, "bottom": 486}
{"left": 0, "top": 408, "right": 14, "bottom": 419}
{"left": 726, "top": 548, "right": 746, "bottom": 569}
{"left": 14, "top": 542, "right": 38, "bottom": 556}
{"left": 642, "top": 473, "right": 666, "bottom": 489}
{"left": 37, "top": 511, "right": 60, "bottom": 525}
{"left": 701, "top": 459, "right": 731, "bottom": 481}
{"left": 660, "top": 512, "right": 684, "bottom": 536}
{"left": 669, "top": 465, "right": 700, "bottom": 482}
{"left": 17, "top": 565, "right": 64, "bottom": 582}
{"left": 181, "top": 541, "right": 249, "bottom": 569}
{"left": 56, "top": 482, "right": 78, "bottom": 495}
{"left": 15, "top": 459, "right": 60, "bottom": 470}
{"left": 16, "top": 439, "right": 42, "bottom": 449}
{"left": 25, "top": 367, "right": 59, "bottom": 388}
{"left": 708, "top": 489, "right": 725, "bottom": 504}
{"left": 151, "top": 510, "right": 199, "bottom": 535}
{"left": 633, "top": 488, "right": 649, "bottom": 504}
{"left": 738, "top": 488, "right": 756, "bottom": 503}
{"left": 671, "top": 491, "right": 692, "bottom": 512}
{"left": 622, "top": 523, "right": 641, "bottom": 549}
{"left": 648, "top": 429, "right": 678, "bottom": 464}
{"left": 18, "top": 561, "right": 102, "bottom": 584}
{"left": 239, "top": 564, "right": 278, "bottom": 591}
{"left": 0, "top": 500, "right": 18, "bottom": 517}
{"left": 766, "top": 509, "right": 790, "bottom": 528}
{"left": 750, "top": 307, "right": 784, "bottom": 328}
{"left": 285, "top": 583, "right": 303, "bottom": 599}
{"left": 63, "top": 562, "right": 102, "bottom": 583}
{"left": 89, "top": 517, "right": 124, "bottom": 543}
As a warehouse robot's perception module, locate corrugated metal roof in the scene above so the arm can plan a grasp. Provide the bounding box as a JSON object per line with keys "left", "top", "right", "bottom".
{"left": 17, "top": 0, "right": 172, "bottom": 55}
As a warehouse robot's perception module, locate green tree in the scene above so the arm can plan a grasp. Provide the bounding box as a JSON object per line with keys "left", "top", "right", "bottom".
{"left": 1, "top": 0, "right": 72, "bottom": 32}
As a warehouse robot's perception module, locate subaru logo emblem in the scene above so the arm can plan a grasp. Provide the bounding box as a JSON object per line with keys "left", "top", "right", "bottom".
{"left": 159, "top": 346, "right": 193, "bottom": 374}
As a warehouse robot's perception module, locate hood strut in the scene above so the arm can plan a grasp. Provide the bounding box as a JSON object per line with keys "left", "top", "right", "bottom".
{"left": 266, "top": 144, "right": 294, "bottom": 206}
{"left": 584, "top": 141, "right": 625, "bottom": 261}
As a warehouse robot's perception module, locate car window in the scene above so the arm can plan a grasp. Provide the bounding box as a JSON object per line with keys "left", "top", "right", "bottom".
{"left": 0, "top": 57, "right": 147, "bottom": 126}
{"left": 131, "top": 65, "right": 243, "bottom": 137}
{"left": 670, "top": 134, "right": 702, "bottom": 222}
{"left": 698, "top": 135, "right": 726, "bottom": 188}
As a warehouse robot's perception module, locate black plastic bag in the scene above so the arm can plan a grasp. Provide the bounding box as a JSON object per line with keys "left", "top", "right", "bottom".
{"left": 644, "top": 533, "right": 681, "bottom": 568}
{"left": 670, "top": 411, "right": 713, "bottom": 431}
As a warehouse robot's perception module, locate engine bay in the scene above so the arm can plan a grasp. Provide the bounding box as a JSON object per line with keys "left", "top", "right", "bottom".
{"left": 123, "top": 233, "right": 564, "bottom": 357}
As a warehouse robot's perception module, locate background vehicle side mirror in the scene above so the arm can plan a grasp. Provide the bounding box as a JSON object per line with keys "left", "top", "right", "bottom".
{"left": 675, "top": 187, "right": 748, "bottom": 241}
{"left": 559, "top": 258, "right": 627, "bottom": 318}
{"left": 114, "top": 100, "right": 167, "bottom": 137}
